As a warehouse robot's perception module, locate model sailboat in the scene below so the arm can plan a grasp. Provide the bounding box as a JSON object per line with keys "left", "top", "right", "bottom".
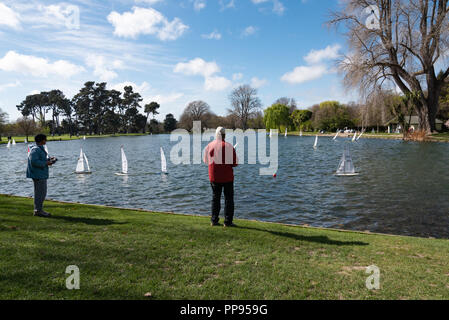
{"left": 12, "top": 139, "right": 16, "bottom": 145}
{"left": 352, "top": 132, "right": 357, "bottom": 142}
{"left": 6, "top": 140, "right": 11, "bottom": 148}
{"left": 333, "top": 131, "right": 339, "bottom": 141}
{"left": 336, "top": 147, "right": 359, "bottom": 176}
{"left": 160, "top": 147, "right": 168, "bottom": 174}
{"left": 356, "top": 130, "right": 364, "bottom": 141}
{"left": 300, "top": 130, "right": 303, "bottom": 137}
{"left": 284, "top": 128, "right": 288, "bottom": 137}
{"left": 115, "top": 146, "right": 128, "bottom": 176}
{"left": 75, "top": 148, "right": 92, "bottom": 174}
{"left": 313, "top": 135, "right": 318, "bottom": 149}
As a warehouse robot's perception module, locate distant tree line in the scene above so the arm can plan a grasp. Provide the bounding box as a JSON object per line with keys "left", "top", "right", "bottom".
{"left": 1, "top": 80, "right": 448, "bottom": 142}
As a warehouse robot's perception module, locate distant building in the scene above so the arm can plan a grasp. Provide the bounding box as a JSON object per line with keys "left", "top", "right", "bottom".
{"left": 385, "top": 116, "right": 444, "bottom": 132}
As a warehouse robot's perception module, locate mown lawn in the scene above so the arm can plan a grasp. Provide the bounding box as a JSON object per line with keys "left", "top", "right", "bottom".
{"left": 1, "top": 195, "right": 448, "bottom": 300}
{"left": 0, "top": 133, "right": 146, "bottom": 144}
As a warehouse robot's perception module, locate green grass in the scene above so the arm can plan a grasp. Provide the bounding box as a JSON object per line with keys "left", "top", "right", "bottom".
{"left": 1, "top": 194, "right": 449, "bottom": 300}
{"left": 0, "top": 133, "right": 146, "bottom": 144}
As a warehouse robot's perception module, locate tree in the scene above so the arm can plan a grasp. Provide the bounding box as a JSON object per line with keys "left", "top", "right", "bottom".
{"left": 145, "top": 102, "right": 160, "bottom": 121}
{"left": 311, "top": 101, "right": 354, "bottom": 131}
{"left": 122, "top": 86, "right": 142, "bottom": 133}
{"left": 228, "top": 85, "right": 262, "bottom": 130}
{"left": 330, "top": 0, "right": 449, "bottom": 133}
{"left": 15, "top": 116, "right": 37, "bottom": 140}
{"left": 263, "top": 104, "right": 290, "bottom": 130}
{"left": 274, "top": 97, "right": 297, "bottom": 114}
{"left": 179, "top": 100, "right": 213, "bottom": 131}
{"left": 291, "top": 109, "right": 312, "bottom": 131}
{"left": 438, "top": 80, "right": 449, "bottom": 124}
{"left": 16, "top": 93, "right": 47, "bottom": 128}
{"left": 0, "top": 108, "right": 8, "bottom": 141}
{"left": 163, "top": 113, "right": 178, "bottom": 132}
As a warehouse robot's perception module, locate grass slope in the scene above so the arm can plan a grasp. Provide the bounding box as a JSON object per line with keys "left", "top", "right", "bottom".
{"left": 1, "top": 195, "right": 448, "bottom": 300}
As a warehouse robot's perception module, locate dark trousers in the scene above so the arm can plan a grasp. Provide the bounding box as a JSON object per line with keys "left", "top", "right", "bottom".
{"left": 210, "top": 182, "right": 234, "bottom": 225}
{"left": 33, "top": 179, "right": 47, "bottom": 212}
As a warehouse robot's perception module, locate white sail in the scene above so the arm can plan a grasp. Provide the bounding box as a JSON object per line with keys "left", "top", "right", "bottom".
{"left": 300, "top": 131, "right": 303, "bottom": 137}
{"left": 83, "top": 153, "right": 91, "bottom": 172}
{"left": 76, "top": 149, "right": 85, "bottom": 173}
{"left": 269, "top": 129, "right": 273, "bottom": 138}
{"left": 285, "top": 128, "right": 288, "bottom": 137}
{"left": 336, "top": 147, "right": 358, "bottom": 176}
{"left": 121, "top": 146, "right": 128, "bottom": 174}
{"left": 83, "top": 135, "right": 86, "bottom": 140}
{"left": 352, "top": 132, "right": 357, "bottom": 142}
{"left": 6, "top": 140, "right": 11, "bottom": 148}
{"left": 24, "top": 138, "right": 28, "bottom": 144}
{"left": 356, "top": 130, "right": 364, "bottom": 141}
{"left": 313, "top": 135, "right": 318, "bottom": 148}
{"left": 160, "top": 147, "right": 167, "bottom": 173}
{"left": 12, "top": 139, "right": 16, "bottom": 145}
{"left": 333, "top": 131, "right": 339, "bottom": 140}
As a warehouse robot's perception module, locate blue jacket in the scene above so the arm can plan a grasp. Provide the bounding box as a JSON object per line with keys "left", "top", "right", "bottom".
{"left": 26, "top": 145, "right": 49, "bottom": 180}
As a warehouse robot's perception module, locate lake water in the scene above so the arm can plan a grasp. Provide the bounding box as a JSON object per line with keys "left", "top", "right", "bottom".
{"left": 1, "top": 134, "right": 449, "bottom": 239}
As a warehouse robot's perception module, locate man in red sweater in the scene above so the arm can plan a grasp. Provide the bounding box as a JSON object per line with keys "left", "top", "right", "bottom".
{"left": 203, "top": 127, "right": 238, "bottom": 227}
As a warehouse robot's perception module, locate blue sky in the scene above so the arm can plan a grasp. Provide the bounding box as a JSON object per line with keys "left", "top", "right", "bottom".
{"left": 0, "top": 0, "right": 357, "bottom": 121}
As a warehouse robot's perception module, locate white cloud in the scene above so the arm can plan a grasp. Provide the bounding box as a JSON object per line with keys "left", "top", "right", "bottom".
{"left": 135, "top": 0, "right": 164, "bottom": 4}
{"left": 281, "top": 65, "right": 327, "bottom": 84}
{"left": 202, "top": 30, "right": 221, "bottom": 40}
{"left": 204, "top": 76, "right": 232, "bottom": 91}
{"left": 107, "top": 7, "right": 188, "bottom": 41}
{"left": 0, "top": 3, "right": 20, "bottom": 29}
{"left": 272, "top": 0, "right": 285, "bottom": 15}
{"left": 110, "top": 81, "right": 151, "bottom": 94}
{"left": 174, "top": 58, "right": 220, "bottom": 77}
{"left": 86, "top": 54, "right": 126, "bottom": 81}
{"left": 304, "top": 44, "right": 341, "bottom": 64}
{"left": 145, "top": 92, "right": 184, "bottom": 104}
{"left": 174, "top": 58, "right": 231, "bottom": 91}
{"left": 281, "top": 44, "right": 342, "bottom": 84}
{"left": 0, "top": 80, "right": 21, "bottom": 92}
{"left": 242, "top": 26, "right": 258, "bottom": 37}
{"left": 0, "top": 51, "right": 84, "bottom": 78}
{"left": 193, "top": 0, "right": 206, "bottom": 11}
{"left": 250, "top": 77, "right": 268, "bottom": 88}
{"left": 219, "top": 0, "right": 235, "bottom": 10}
{"left": 251, "top": 0, "right": 285, "bottom": 15}
{"left": 232, "top": 73, "right": 243, "bottom": 81}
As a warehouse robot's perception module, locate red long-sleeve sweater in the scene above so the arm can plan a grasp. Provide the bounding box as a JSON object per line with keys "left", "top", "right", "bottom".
{"left": 204, "top": 139, "right": 238, "bottom": 183}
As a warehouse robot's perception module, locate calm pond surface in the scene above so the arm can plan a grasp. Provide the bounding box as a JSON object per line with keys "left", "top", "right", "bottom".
{"left": 1, "top": 134, "right": 449, "bottom": 238}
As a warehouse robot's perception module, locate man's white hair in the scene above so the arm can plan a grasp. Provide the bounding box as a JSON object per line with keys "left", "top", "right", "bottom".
{"left": 215, "top": 127, "right": 226, "bottom": 140}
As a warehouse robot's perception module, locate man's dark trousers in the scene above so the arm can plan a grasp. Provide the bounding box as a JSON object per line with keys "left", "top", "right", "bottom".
{"left": 210, "top": 182, "right": 234, "bottom": 225}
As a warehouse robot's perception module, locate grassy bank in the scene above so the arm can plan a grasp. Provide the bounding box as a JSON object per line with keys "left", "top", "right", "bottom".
{"left": 289, "top": 131, "right": 449, "bottom": 142}
{"left": 1, "top": 194, "right": 448, "bottom": 300}
{"left": 0, "top": 133, "right": 146, "bottom": 144}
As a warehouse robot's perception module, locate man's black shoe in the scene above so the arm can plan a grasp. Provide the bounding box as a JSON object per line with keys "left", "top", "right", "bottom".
{"left": 223, "top": 223, "right": 237, "bottom": 228}
{"left": 33, "top": 211, "right": 51, "bottom": 218}
{"left": 211, "top": 222, "right": 221, "bottom": 227}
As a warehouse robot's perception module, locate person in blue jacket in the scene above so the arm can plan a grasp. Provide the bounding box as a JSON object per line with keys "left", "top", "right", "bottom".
{"left": 26, "top": 134, "right": 56, "bottom": 217}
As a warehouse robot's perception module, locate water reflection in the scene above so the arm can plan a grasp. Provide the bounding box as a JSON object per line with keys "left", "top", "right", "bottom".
{"left": 1, "top": 135, "right": 449, "bottom": 238}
